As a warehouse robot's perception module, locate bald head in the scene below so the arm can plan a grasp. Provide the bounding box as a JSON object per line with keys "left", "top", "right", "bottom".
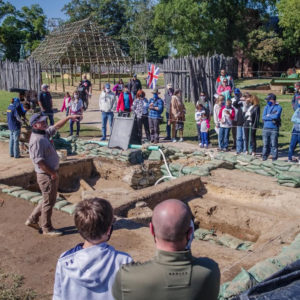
{"left": 152, "top": 199, "right": 192, "bottom": 242}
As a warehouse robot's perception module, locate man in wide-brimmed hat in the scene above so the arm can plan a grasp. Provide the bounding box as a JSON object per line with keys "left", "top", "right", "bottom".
{"left": 148, "top": 88, "right": 164, "bottom": 143}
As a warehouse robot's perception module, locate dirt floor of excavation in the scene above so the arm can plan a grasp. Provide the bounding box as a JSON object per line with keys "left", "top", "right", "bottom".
{"left": 0, "top": 192, "right": 251, "bottom": 298}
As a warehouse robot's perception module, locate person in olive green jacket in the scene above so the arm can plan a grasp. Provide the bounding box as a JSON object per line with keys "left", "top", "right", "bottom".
{"left": 112, "top": 199, "right": 220, "bottom": 300}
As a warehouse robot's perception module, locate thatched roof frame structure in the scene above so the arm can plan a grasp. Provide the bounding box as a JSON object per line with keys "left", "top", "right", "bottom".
{"left": 30, "top": 18, "right": 131, "bottom": 68}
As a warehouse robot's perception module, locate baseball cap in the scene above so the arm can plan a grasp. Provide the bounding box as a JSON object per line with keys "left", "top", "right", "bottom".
{"left": 265, "top": 93, "right": 276, "bottom": 101}
{"left": 105, "top": 83, "right": 110, "bottom": 89}
{"left": 30, "top": 113, "right": 48, "bottom": 127}
{"left": 41, "top": 84, "right": 48, "bottom": 90}
{"left": 133, "top": 74, "right": 137, "bottom": 77}
{"left": 234, "top": 88, "right": 241, "bottom": 95}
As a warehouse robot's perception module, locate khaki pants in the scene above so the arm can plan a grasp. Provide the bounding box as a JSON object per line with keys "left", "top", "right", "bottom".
{"left": 28, "top": 172, "right": 59, "bottom": 232}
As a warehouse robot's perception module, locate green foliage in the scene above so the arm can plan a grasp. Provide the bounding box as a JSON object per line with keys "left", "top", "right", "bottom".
{"left": 247, "top": 29, "right": 284, "bottom": 66}
{"left": 121, "top": 0, "right": 163, "bottom": 62}
{"left": 277, "top": 0, "right": 300, "bottom": 55}
{"left": 153, "top": 0, "right": 277, "bottom": 57}
{"left": 0, "top": 269, "right": 36, "bottom": 300}
{"left": 62, "top": 0, "right": 127, "bottom": 38}
{"left": 0, "top": 2, "right": 47, "bottom": 61}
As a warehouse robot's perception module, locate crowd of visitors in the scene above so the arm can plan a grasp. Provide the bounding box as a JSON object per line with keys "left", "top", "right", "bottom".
{"left": 6, "top": 72, "right": 300, "bottom": 162}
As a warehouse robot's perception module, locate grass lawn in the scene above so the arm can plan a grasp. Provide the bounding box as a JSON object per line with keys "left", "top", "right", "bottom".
{"left": 235, "top": 78, "right": 271, "bottom": 87}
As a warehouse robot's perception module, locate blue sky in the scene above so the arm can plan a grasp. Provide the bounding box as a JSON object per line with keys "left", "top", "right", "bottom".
{"left": 9, "top": 0, "right": 69, "bottom": 20}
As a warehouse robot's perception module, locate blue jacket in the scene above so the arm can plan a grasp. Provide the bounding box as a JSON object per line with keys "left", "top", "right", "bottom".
{"left": 7, "top": 103, "right": 21, "bottom": 131}
{"left": 292, "top": 92, "right": 300, "bottom": 111}
{"left": 53, "top": 243, "right": 132, "bottom": 300}
{"left": 148, "top": 98, "right": 164, "bottom": 119}
{"left": 262, "top": 104, "right": 282, "bottom": 129}
{"left": 291, "top": 108, "right": 300, "bottom": 132}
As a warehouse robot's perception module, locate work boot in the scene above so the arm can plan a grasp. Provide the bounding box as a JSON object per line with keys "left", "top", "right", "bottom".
{"left": 25, "top": 220, "right": 41, "bottom": 231}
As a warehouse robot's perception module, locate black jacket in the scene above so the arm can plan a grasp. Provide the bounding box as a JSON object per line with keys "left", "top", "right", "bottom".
{"left": 128, "top": 79, "right": 142, "bottom": 94}
{"left": 233, "top": 99, "right": 244, "bottom": 126}
{"left": 250, "top": 105, "right": 260, "bottom": 129}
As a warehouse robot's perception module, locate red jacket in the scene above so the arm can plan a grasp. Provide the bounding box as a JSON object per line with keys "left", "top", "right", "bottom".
{"left": 117, "top": 92, "right": 133, "bottom": 112}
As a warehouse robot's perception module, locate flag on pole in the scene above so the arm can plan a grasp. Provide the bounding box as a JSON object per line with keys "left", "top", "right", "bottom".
{"left": 147, "top": 64, "right": 160, "bottom": 89}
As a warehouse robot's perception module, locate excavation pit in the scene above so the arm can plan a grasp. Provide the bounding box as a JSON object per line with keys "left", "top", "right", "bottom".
{"left": 1, "top": 151, "right": 300, "bottom": 297}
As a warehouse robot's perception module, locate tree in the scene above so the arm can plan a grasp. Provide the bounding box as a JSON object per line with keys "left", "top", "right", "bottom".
{"left": 277, "top": 0, "right": 300, "bottom": 55}
{"left": 153, "top": 0, "right": 277, "bottom": 57}
{"left": 247, "top": 28, "right": 284, "bottom": 71}
{"left": 0, "top": 2, "right": 47, "bottom": 61}
{"left": 62, "top": 0, "right": 127, "bottom": 38}
{"left": 121, "top": 0, "right": 162, "bottom": 63}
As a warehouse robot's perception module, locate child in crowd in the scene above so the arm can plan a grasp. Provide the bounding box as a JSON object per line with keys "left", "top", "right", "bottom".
{"left": 61, "top": 92, "right": 71, "bottom": 116}
{"left": 53, "top": 198, "right": 132, "bottom": 300}
{"left": 200, "top": 113, "right": 210, "bottom": 148}
{"left": 69, "top": 91, "right": 83, "bottom": 136}
{"left": 195, "top": 104, "right": 203, "bottom": 146}
{"left": 218, "top": 99, "right": 235, "bottom": 151}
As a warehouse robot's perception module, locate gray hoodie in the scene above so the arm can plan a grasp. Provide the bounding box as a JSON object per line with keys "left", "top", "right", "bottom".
{"left": 53, "top": 243, "right": 132, "bottom": 300}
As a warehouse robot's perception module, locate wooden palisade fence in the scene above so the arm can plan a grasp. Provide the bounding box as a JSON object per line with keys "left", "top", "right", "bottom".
{"left": 0, "top": 59, "right": 42, "bottom": 93}
{"left": 163, "top": 54, "right": 238, "bottom": 103}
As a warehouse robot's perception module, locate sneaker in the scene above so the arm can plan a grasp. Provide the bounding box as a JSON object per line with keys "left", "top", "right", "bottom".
{"left": 262, "top": 157, "right": 267, "bottom": 161}
{"left": 288, "top": 159, "right": 292, "bottom": 163}
{"left": 179, "top": 138, "right": 184, "bottom": 142}
{"left": 172, "top": 139, "right": 177, "bottom": 143}
{"left": 199, "top": 143, "right": 202, "bottom": 147}
{"left": 43, "top": 229, "right": 63, "bottom": 237}
{"left": 204, "top": 144, "right": 208, "bottom": 148}
{"left": 163, "top": 136, "right": 171, "bottom": 141}
{"left": 25, "top": 220, "right": 40, "bottom": 231}
{"left": 100, "top": 137, "right": 106, "bottom": 141}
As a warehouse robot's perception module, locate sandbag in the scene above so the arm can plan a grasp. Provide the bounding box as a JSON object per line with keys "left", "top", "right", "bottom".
{"left": 237, "top": 154, "right": 254, "bottom": 163}
{"left": 251, "top": 159, "right": 262, "bottom": 167}
{"left": 219, "top": 269, "right": 258, "bottom": 299}
{"left": 289, "top": 165, "right": 300, "bottom": 173}
{"left": 191, "top": 166, "right": 210, "bottom": 177}
{"left": 248, "top": 260, "right": 282, "bottom": 282}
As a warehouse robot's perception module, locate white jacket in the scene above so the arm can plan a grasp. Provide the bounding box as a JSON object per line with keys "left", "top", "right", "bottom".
{"left": 99, "top": 91, "right": 116, "bottom": 112}
{"left": 53, "top": 243, "right": 132, "bottom": 300}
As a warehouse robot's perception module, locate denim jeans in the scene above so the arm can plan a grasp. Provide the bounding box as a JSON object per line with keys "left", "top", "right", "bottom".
{"left": 9, "top": 129, "right": 20, "bottom": 158}
{"left": 201, "top": 132, "right": 208, "bottom": 145}
{"left": 70, "top": 119, "right": 80, "bottom": 135}
{"left": 166, "top": 112, "right": 171, "bottom": 138}
{"left": 262, "top": 128, "right": 279, "bottom": 160}
{"left": 42, "top": 111, "right": 54, "bottom": 125}
{"left": 196, "top": 124, "right": 201, "bottom": 143}
{"left": 236, "top": 126, "right": 246, "bottom": 153}
{"left": 288, "top": 129, "right": 300, "bottom": 160}
{"left": 101, "top": 111, "right": 114, "bottom": 139}
{"left": 149, "top": 118, "right": 160, "bottom": 142}
{"left": 219, "top": 127, "right": 230, "bottom": 150}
